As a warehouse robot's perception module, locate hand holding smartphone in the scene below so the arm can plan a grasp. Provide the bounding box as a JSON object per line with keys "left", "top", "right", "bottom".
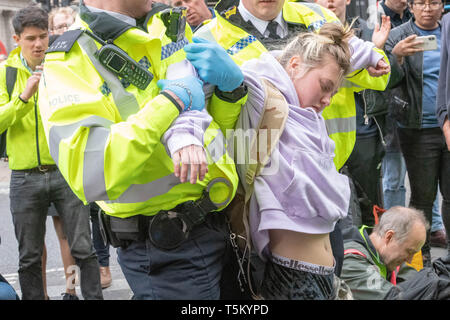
{"left": 413, "top": 35, "right": 438, "bottom": 51}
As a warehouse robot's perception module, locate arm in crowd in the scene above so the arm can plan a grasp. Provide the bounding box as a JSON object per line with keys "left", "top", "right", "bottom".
{"left": 384, "top": 33, "right": 406, "bottom": 89}
{"left": 38, "top": 49, "right": 197, "bottom": 204}
{"left": 383, "top": 27, "right": 424, "bottom": 89}
{"left": 0, "top": 66, "right": 40, "bottom": 133}
{"left": 185, "top": 37, "right": 248, "bottom": 134}
{"left": 345, "top": 48, "right": 391, "bottom": 91}
{"left": 344, "top": 39, "right": 391, "bottom": 91}
{"left": 162, "top": 109, "right": 212, "bottom": 184}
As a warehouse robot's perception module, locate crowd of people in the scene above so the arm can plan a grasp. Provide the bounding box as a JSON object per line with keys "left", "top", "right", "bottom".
{"left": 0, "top": 0, "right": 449, "bottom": 300}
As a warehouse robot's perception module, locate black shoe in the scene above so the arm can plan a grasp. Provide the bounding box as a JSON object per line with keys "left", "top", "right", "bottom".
{"left": 61, "top": 293, "right": 79, "bottom": 300}
{"left": 430, "top": 229, "right": 448, "bottom": 248}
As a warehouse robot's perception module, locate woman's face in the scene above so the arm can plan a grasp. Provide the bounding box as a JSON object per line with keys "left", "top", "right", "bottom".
{"left": 287, "top": 55, "right": 341, "bottom": 113}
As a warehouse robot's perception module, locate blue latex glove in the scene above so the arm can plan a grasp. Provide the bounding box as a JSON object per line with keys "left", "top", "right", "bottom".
{"left": 157, "top": 75, "right": 205, "bottom": 112}
{"left": 184, "top": 37, "right": 244, "bottom": 92}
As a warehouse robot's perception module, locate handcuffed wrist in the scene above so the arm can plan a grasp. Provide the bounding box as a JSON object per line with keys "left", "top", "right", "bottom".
{"left": 169, "top": 83, "right": 193, "bottom": 111}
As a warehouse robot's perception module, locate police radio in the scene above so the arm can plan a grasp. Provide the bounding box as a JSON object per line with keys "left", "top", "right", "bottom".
{"left": 84, "top": 29, "right": 153, "bottom": 90}
{"left": 160, "top": 7, "right": 187, "bottom": 43}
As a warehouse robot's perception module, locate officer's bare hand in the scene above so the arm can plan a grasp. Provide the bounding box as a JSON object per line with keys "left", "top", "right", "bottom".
{"left": 20, "top": 65, "right": 43, "bottom": 102}
{"left": 372, "top": 15, "right": 391, "bottom": 49}
{"left": 392, "top": 35, "right": 424, "bottom": 64}
{"left": 172, "top": 144, "right": 208, "bottom": 184}
{"left": 366, "top": 58, "right": 390, "bottom": 77}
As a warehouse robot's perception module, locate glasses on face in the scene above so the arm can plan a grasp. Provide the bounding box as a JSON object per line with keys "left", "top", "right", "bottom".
{"left": 412, "top": 1, "right": 443, "bottom": 9}
{"left": 53, "top": 23, "right": 69, "bottom": 32}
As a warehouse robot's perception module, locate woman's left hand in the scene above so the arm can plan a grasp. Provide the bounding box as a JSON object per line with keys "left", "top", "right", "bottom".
{"left": 172, "top": 144, "right": 208, "bottom": 184}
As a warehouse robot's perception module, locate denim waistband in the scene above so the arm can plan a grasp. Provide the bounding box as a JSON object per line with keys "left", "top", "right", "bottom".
{"left": 270, "top": 253, "right": 335, "bottom": 276}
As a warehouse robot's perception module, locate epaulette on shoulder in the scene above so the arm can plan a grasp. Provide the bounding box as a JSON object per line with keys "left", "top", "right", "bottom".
{"left": 46, "top": 29, "right": 84, "bottom": 53}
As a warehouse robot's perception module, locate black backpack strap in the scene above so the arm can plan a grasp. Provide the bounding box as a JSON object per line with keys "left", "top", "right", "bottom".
{"left": 5, "top": 66, "right": 17, "bottom": 100}
{"left": 1, "top": 66, "right": 16, "bottom": 158}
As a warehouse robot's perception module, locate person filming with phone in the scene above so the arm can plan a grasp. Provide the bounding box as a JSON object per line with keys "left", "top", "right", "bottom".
{"left": 384, "top": 0, "right": 450, "bottom": 266}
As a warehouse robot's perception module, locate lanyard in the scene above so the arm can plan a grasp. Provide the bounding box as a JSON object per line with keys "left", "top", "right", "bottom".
{"left": 19, "top": 52, "right": 34, "bottom": 74}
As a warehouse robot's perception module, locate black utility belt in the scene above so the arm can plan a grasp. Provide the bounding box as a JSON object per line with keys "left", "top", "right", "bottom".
{"left": 15, "top": 165, "right": 58, "bottom": 173}
{"left": 97, "top": 178, "right": 232, "bottom": 250}
{"left": 99, "top": 208, "right": 206, "bottom": 251}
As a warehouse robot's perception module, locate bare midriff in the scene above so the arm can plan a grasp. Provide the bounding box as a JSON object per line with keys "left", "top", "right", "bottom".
{"left": 269, "top": 229, "right": 334, "bottom": 267}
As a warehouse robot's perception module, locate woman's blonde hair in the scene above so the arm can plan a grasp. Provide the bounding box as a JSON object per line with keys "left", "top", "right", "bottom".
{"left": 278, "top": 22, "right": 354, "bottom": 84}
{"left": 48, "top": 6, "right": 76, "bottom": 32}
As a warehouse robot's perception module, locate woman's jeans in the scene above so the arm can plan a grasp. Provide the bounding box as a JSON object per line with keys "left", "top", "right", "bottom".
{"left": 398, "top": 127, "right": 450, "bottom": 259}
{"left": 9, "top": 168, "right": 103, "bottom": 300}
{"left": 0, "top": 275, "right": 19, "bottom": 300}
{"left": 382, "top": 151, "right": 407, "bottom": 209}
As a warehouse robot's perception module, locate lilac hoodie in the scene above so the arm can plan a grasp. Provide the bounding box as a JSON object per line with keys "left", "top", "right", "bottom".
{"left": 241, "top": 52, "right": 350, "bottom": 260}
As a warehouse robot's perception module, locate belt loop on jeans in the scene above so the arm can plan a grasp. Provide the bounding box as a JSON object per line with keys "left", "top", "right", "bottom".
{"left": 38, "top": 165, "right": 49, "bottom": 172}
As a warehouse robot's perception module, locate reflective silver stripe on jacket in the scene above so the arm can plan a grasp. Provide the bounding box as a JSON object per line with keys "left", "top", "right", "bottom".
{"left": 49, "top": 115, "right": 113, "bottom": 165}
{"left": 50, "top": 115, "right": 228, "bottom": 204}
{"left": 49, "top": 34, "right": 228, "bottom": 204}
{"left": 49, "top": 116, "right": 113, "bottom": 202}
{"left": 325, "top": 117, "right": 356, "bottom": 135}
{"left": 105, "top": 173, "right": 183, "bottom": 204}
{"left": 106, "top": 129, "right": 228, "bottom": 204}
{"left": 300, "top": 2, "right": 326, "bottom": 17}
{"left": 77, "top": 34, "right": 140, "bottom": 121}
{"left": 83, "top": 125, "right": 111, "bottom": 201}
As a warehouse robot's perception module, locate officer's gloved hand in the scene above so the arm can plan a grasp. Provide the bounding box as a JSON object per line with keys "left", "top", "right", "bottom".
{"left": 157, "top": 75, "right": 205, "bottom": 112}
{"left": 184, "top": 37, "right": 244, "bottom": 92}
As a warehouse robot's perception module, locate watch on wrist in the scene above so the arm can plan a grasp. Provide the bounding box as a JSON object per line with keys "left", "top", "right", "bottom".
{"left": 18, "top": 94, "right": 29, "bottom": 104}
{"left": 215, "top": 83, "right": 248, "bottom": 103}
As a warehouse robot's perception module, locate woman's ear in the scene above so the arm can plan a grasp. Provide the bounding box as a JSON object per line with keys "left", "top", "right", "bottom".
{"left": 287, "top": 55, "right": 302, "bottom": 79}
{"left": 288, "top": 55, "right": 301, "bottom": 71}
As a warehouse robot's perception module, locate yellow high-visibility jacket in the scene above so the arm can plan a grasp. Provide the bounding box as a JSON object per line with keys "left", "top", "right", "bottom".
{"left": 0, "top": 48, "right": 54, "bottom": 170}
{"left": 196, "top": 0, "right": 390, "bottom": 169}
{"left": 39, "top": 5, "right": 239, "bottom": 218}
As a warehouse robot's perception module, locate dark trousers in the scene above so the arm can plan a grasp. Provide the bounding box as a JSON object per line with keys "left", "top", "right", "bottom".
{"left": 10, "top": 169, "right": 103, "bottom": 300}
{"left": 346, "top": 134, "right": 385, "bottom": 227}
{"left": 90, "top": 203, "right": 110, "bottom": 267}
{"left": 117, "top": 213, "right": 229, "bottom": 299}
{"left": 398, "top": 127, "right": 450, "bottom": 259}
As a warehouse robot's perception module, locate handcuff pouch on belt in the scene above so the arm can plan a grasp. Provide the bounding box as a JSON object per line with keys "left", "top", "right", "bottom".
{"left": 148, "top": 186, "right": 221, "bottom": 250}
{"left": 98, "top": 209, "right": 149, "bottom": 249}
{"left": 98, "top": 178, "right": 232, "bottom": 250}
